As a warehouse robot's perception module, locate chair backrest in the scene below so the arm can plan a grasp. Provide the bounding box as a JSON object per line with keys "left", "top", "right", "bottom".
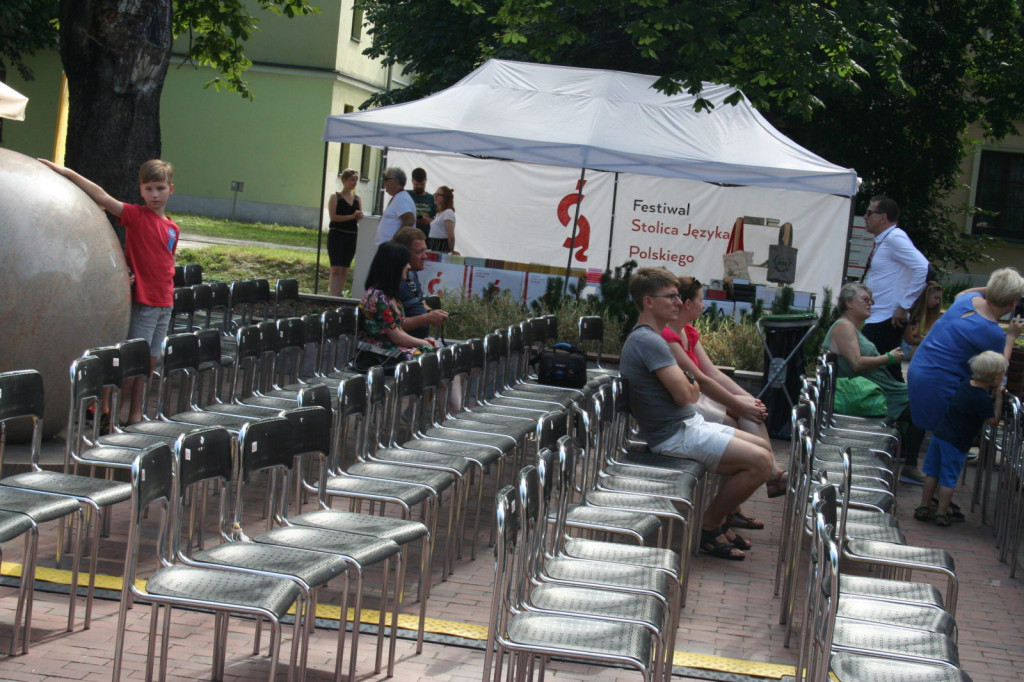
{"left": 174, "top": 426, "right": 234, "bottom": 547}
{"left": 387, "top": 361, "right": 422, "bottom": 447}
{"left": 489, "top": 483, "right": 521, "bottom": 658}
{"left": 208, "top": 281, "right": 230, "bottom": 331}
{"left": 536, "top": 410, "right": 568, "bottom": 453}
{"left": 321, "top": 306, "right": 359, "bottom": 372}
{"left": 153, "top": 333, "right": 199, "bottom": 419}
{"left": 182, "top": 263, "right": 203, "bottom": 286}
{"left": 334, "top": 374, "right": 370, "bottom": 470}
{"left": 228, "top": 279, "right": 258, "bottom": 328}
{"left": 191, "top": 283, "right": 212, "bottom": 314}
{"left": 366, "top": 364, "right": 393, "bottom": 449}
{"left": 578, "top": 316, "right": 605, "bottom": 368}
{"left": 125, "top": 443, "right": 176, "bottom": 580}
{"left": 173, "top": 265, "right": 186, "bottom": 287}
{"left": 275, "top": 317, "right": 306, "bottom": 386}
{"left": 235, "top": 417, "right": 293, "bottom": 524}
{"left": 172, "top": 286, "right": 196, "bottom": 333}
{"left": 274, "top": 278, "right": 299, "bottom": 319}
{"left": 0, "top": 370, "right": 45, "bottom": 461}
{"left": 301, "top": 313, "right": 324, "bottom": 376}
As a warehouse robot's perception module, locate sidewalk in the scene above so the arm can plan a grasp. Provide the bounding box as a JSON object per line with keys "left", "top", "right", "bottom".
{"left": 0, "top": 437, "right": 1021, "bottom": 681}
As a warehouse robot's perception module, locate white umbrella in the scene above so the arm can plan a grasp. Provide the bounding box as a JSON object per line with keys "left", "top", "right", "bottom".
{"left": 0, "top": 81, "right": 29, "bottom": 121}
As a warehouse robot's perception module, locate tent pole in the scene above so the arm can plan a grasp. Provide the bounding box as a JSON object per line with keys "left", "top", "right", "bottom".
{"left": 314, "top": 141, "right": 329, "bottom": 295}
{"left": 563, "top": 167, "right": 587, "bottom": 294}
{"left": 606, "top": 172, "right": 619, "bottom": 272}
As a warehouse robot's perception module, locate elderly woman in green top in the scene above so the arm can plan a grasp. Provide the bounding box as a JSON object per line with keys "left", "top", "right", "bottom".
{"left": 821, "top": 282, "right": 926, "bottom": 482}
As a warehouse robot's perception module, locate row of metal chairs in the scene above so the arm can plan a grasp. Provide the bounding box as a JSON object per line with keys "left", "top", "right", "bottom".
{"left": 171, "top": 277, "right": 301, "bottom": 337}
{"left": 486, "top": 434, "right": 681, "bottom": 682}
{"left": 777, "top": 355, "right": 969, "bottom": 680}
{"left": 993, "top": 393, "right": 1024, "bottom": 575}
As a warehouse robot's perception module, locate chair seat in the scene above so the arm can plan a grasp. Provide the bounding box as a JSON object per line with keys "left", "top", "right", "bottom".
{"left": 99, "top": 432, "right": 178, "bottom": 448}
{"left": 837, "top": 596, "right": 956, "bottom": 636}
{"left": 562, "top": 538, "right": 679, "bottom": 575}
{"left": 584, "top": 491, "right": 679, "bottom": 516}
{"left": 291, "top": 510, "right": 428, "bottom": 545}
{"left": 346, "top": 463, "right": 453, "bottom": 492}
{"left": 255, "top": 526, "right": 400, "bottom": 566}
{"left": 544, "top": 556, "right": 675, "bottom": 596}
{"left": 422, "top": 426, "right": 516, "bottom": 449}
{"left": 322, "top": 475, "right": 433, "bottom": 506}
{"left": 847, "top": 539, "right": 956, "bottom": 572}
{"left": 371, "top": 448, "right": 472, "bottom": 476}
{"left": 832, "top": 619, "right": 960, "bottom": 665}
{"left": 839, "top": 575, "right": 944, "bottom": 609}
{"left": 0, "top": 488, "right": 81, "bottom": 522}
{"left": 506, "top": 612, "right": 653, "bottom": 662}
{"left": 617, "top": 448, "right": 707, "bottom": 479}
{"left": 193, "top": 541, "right": 348, "bottom": 587}
{"left": 125, "top": 421, "right": 201, "bottom": 439}
{"left": 145, "top": 565, "right": 300, "bottom": 618}
{"left": 596, "top": 473, "right": 696, "bottom": 499}
{"left": 1, "top": 472, "right": 131, "bottom": 507}
{"left": 830, "top": 651, "right": 967, "bottom": 681}
{"left": 529, "top": 584, "right": 666, "bottom": 626}
{"left": 0, "top": 510, "right": 35, "bottom": 543}
{"left": 168, "top": 410, "right": 253, "bottom": 430}
{"left": 441, "top": 415, "right": 535, "bottom": 440}
{"left": 562, "top": 504, "right": 662, "bottom": 538}
{"left": 75, "top": 445, "right": 138, "bottom": 467}
{"left": 398, "top": 439, "right": 503, "bottom": 465}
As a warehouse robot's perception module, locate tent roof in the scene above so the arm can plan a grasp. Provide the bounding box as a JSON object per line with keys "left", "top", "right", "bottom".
{"left": 323, "top": 59, "right": 858, "bottom": 196}
{"left": 0, "top": 81, "right": 28, "bottom": 121}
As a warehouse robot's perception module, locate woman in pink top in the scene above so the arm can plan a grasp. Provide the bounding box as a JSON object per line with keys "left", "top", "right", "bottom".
{"left": 662, "top": 276, "right": 786, "bottom": 533}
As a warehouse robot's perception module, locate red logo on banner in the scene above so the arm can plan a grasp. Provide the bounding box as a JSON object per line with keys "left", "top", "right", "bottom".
{"left": 559, "top": 180, "right": 590, "bottom": 263}
{"left": 427, "top": 272, "right": 443, "bottom": 294}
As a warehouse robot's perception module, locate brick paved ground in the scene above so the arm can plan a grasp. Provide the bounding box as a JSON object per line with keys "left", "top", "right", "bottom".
{"left": 0, "top": 436, "right": 1021, "bottom": 681}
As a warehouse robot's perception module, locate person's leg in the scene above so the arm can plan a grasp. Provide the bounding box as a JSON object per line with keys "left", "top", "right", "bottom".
{"left": 126, "top": 304, "right": 170, "bottom": 424}
{"left": 329, "top": 265, "right": 347, "bottom": 297}
{"left": 933, "top": 441, "right": 967, "bottom": 526}
{"left": 703, "top": 433, "right": 773, "bottom": 531}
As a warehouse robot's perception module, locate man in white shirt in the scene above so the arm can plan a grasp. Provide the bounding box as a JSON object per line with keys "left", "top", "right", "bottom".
{"left": 376, "top": 167, "right": 416, "bottom": 244}
{"left": 862, "top": 195, "right": 929, "bottom": 381}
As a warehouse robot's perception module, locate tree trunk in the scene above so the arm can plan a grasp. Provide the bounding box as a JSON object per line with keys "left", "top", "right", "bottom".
{"left": 59, "top": 0, "right": 173, "bottom": 240}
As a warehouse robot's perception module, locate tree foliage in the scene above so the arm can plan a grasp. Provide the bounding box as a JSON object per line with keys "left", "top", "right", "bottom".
{"left": 4, "top": 0, "right": 317, "bottom": 235}
{"left": 358, "top": 0, "right": 1024, "bottom": 271}
{"left": 0, "top": 0, "right": 59, "bottom": 80}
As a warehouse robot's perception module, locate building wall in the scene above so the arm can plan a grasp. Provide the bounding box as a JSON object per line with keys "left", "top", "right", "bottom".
{"left": 951, "top": 122, "right": 1024, "bottom": 277}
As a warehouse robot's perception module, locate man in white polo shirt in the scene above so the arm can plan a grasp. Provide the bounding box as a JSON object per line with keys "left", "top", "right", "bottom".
{"left": 376, "top": 167, "right": 416, "bottom": 245}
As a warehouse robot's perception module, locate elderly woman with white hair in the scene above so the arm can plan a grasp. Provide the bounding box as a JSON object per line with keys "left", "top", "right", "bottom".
{"left": 822, "top": 282, "right": 928, "bottom": 481}
{"left": 908, "top": 267, "right": 1024, "bottom": 436}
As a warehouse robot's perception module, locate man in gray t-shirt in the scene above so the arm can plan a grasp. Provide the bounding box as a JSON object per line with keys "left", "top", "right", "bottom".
{"left": 619, "top": 267, "right": 780, "bottom": 561}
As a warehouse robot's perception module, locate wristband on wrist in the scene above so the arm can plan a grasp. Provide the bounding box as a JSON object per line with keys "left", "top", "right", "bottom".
{"left": 886, "top": 352, "right": 894, "bottom": 366}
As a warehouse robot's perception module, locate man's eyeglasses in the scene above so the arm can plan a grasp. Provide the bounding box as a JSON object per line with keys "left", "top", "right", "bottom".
{"left": 649, "top": 294, "right": 682, "bottom": 302}
{"left": 864, "top": 209, "right": 884, "bottom": 216}
{"left": 382, "top": 176, "right": 395, "bottom": 182}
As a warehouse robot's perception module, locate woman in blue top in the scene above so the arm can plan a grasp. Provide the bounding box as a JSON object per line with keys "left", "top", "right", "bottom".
{"left": 907, "top": 268, "right": 1024, "bottom": 433}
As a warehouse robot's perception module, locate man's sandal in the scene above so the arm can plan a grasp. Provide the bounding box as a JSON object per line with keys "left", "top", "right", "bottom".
{"left": 934, "top": 514, "right": 953, "bottom": 528}
{"left": 765, "top": 470, "right": 789, "bottom": 499}
{"left": 700, "top": 527, "right": 745, "bottom": 560}
{"left": 727, "top": 511, "right": 765, "bottom": 530}
{"left": 724, "top": 527, "right": 753, "bottom": 550}
{"left": 913, "top": 505, "right": 935, "bottom": 522}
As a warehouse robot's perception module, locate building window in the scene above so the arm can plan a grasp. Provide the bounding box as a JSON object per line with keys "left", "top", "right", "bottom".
{"left": 338, "top": 105, "right": 355, "bottom": 173}
{"left": 351, "top": 8, "right": 363, "bottom": 41}
{"left": 973, "top": 150, "right": 1024, "bottom": 240}
{"left": 359, "top": 143, "right": 372, "bottom": 185}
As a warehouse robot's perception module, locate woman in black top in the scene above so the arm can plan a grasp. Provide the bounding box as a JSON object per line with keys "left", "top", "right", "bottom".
{"left": 327, "top": 168, "right": 363, "bottom": 296}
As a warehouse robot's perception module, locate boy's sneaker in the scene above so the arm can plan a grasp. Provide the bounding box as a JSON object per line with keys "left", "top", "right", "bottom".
{"left": 900, "top": 467, "right": 926, "bottom": 485}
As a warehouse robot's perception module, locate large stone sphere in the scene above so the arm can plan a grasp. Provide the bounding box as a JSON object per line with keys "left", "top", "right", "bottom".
{"left": 0, "top": 148, "right": 130, "bottom": 440}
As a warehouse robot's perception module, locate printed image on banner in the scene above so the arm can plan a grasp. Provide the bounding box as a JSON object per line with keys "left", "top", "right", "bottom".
{"left": 423, "top": 261, "right": 470, "bottom": 297}
{"left": 525, "top": 272, "right": 566, "bottom": 307}
{"left": 469, "top": 267, "right": 527, "bottom": 300}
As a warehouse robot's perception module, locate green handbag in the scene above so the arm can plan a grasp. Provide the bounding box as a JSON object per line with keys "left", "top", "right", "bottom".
{"left": 833, "top": 376, "right": 887, "bottom": 417}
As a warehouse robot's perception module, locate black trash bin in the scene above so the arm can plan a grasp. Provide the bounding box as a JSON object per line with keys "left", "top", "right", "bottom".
{"left": 756, "top": 313, "right": 818, "bottom": 439}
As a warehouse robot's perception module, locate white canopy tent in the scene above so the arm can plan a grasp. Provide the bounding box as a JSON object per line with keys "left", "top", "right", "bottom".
{"left": 322, "top": 60, "right": 858, "bottom": 298}
{"left": 0, "top": 81, "right": 29, "bottom": 121}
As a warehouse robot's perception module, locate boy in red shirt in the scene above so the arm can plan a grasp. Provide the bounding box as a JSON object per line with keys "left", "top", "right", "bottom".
{"left": 39, "top": 158, "right": 179, "bottom": 423}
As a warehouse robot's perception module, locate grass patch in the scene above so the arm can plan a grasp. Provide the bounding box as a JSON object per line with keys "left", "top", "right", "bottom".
{"left": 175, "top": 213, "right": 319, "bottom": 249}
{"left": 177, "top": 246, "right": 329, "bottom": 292}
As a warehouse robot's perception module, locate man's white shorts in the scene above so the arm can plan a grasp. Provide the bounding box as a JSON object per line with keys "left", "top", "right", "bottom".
{"left": 649, "top": 412, "right": 735, "bottom": 473}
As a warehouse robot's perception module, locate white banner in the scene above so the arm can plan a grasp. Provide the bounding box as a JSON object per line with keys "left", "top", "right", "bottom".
{"left": 389, "top": 150, "right": 852, "bottom": 299}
